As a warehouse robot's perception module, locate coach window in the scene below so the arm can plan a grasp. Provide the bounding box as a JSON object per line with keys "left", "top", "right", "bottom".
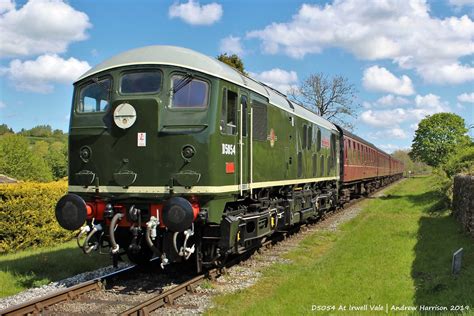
{"left": 349, "top": 140, "right": 353, "bottom": 163}
{"left": 221, "top": 88, "right": 238, "bottom": 135}
{"left": 120, "top": 70, "right": 161, "bottom": 94}
{"left": 354, "top": 142, "right": 360, "bottom": 164}
{"left": 357, "top": 143, "right": 361, "bottom": 164}
{"left": 170, "top": 75, "right": 209, "bottom": 108}
{"left": 353, "top": 142, "right": 356, "bottom": 163}
{"left": 344, "top": 140, "right": 348, "bottom": 162}
{"left": 352, "top": 141, "right": 356, "bottom": 163}
{"left": 78, "top": 78, "right": 111, "bottom": 113}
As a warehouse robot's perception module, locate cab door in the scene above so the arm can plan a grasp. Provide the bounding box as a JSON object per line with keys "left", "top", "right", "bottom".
{"left": 238, "top": 91, "right": 250, "bottom": 194}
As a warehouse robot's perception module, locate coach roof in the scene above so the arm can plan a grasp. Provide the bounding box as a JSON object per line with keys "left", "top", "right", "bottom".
{"left": 76, "top": 45, "right": 337, "bottom": 132}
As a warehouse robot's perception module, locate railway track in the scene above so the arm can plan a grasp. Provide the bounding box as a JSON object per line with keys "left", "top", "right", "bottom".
{"left": 0, "top": 180, "right": 401, "bottom": 316}
{"left": 119, "top": 268, "right": 219, "bottom": 316}
{"left": 0, "top": 265, "right": 138, "bottom": 315}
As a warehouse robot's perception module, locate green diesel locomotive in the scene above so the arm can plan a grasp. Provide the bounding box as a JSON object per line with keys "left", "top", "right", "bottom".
{"left": 55, "top": 46, "right": 352, "bottom": 270}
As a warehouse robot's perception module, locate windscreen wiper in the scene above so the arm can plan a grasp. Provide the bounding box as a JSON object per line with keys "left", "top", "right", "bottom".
{"left": 92, "top": 77, "right": 111, "bottom": 93}
{"left": 172, "top": 73, "right": 194, "bottom": 94}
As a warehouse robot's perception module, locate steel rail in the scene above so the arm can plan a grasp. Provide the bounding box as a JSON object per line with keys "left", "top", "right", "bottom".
{"left": 119, "top": 268, "right": 219, "bottom": 316}
{"left": 0, "top": 264, "right": 137, "bottom": 316}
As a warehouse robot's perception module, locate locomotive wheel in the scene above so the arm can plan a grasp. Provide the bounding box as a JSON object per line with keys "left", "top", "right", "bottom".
{"left": 126, "top": 245, "right": 153, "bottom": 266}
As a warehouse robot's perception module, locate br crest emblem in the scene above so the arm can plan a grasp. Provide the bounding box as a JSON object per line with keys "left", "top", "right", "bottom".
{"left": 267, "top": 128, "right": 278, "bottom": 147}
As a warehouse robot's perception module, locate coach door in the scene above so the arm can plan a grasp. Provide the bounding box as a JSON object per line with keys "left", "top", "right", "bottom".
{"left": 239, "top": 91, "right": 250, "bottom": 195}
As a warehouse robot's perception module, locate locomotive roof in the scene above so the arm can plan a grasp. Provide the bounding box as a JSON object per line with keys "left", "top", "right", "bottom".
{"left": 76, "top": 45, "right": 338, "bottom": 132}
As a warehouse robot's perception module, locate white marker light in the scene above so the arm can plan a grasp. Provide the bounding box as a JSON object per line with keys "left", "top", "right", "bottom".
{"left": 113, "top": 103, "right": 137, "bottom": 129}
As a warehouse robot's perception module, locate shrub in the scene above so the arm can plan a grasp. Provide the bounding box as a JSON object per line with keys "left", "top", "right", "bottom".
{"left": 0, "top": 181, "right": 74, "bottom": 253}
{"left": 443, "top": 145, "right": 474, "bottom": 178}
{"left": 433, "top": 142, "right": 474, "bottom": 206}
{"left": 0, "top": 134, "right": 53, "bottom": 182}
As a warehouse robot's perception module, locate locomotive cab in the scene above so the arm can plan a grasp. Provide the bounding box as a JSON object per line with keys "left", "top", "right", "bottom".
{"left": 56, "top": 46, "right": 252, "bottom": 268}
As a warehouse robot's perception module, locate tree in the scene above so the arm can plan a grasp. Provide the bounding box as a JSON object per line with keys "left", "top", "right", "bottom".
{"left": 0, "top": 134, "right": 53, "bottom": 182}
{"left": 410, "top": 113, "right": 470, "bottom": 168}
{"left": 0, "top": 124, "right": 13, "bottom": 135}
{"left": 32, "top": 140, "right": 68, "bottom": 180}
{"left": 46, "top": 141, "right": 68, "bottom": 179}
{"left": 33, "top": 140, "right": 50, "bottom": 158}
{"left": 217, "top": 53, "right": 246, "bottom": 74}
{"left": 288, "top": 73, "right": 359, "bottom": 130}
{"left": 391, "top": 149, "right": 431, "bottom": 175}
{"left": 30, "top": 125, "right": 53, "bottom": 137}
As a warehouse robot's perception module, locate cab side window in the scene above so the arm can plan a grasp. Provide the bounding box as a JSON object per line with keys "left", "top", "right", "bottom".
{"left": 221, "top": 88, "right": 238, "bottom": 135}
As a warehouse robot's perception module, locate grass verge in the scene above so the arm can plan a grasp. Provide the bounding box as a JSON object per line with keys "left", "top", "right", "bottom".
{"left": 0, "top": 240, "right": 110, "bottom": 298}
{"left": 207, "top": 177, "right": 474, "bottom": 315}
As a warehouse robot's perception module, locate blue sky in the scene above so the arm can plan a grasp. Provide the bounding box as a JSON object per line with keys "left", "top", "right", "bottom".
{"left": 0, "top": 0, "right": 473, "bottom": 153}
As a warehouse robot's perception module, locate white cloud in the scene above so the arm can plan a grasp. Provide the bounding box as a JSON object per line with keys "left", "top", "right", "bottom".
{"left": 247, "top": 0, "right": 474, "bottom": 85}
{"left": 374, "top": 94, "right": 410, "bottom": 107}
{"left": 169, "top": 0, "right": 222, "bottom": 26}
{"left": 0, "top": 0, "right": 14, "bottom": 14}
{"left": 370, "top": 128, "right": 409, "bottom": 140}
{"left": 2, "top": 54, "right": 91, "bottom": 93}
{"left": 457, "top": 92, "right": 474, "bottom": 103}
{"left": 362, "top": 66, "right": 415, "bottom": 96}
{"left": 360, "top": 108, "right": 409, "bottom": 128}
{"left": 389, "top": 128, "right": 408, "bottom": 139}
{"left": 449, "top": 0, "right": 474, "bottom": 7}
{"left": 0, "top": 0, "right": 91, "bottom": 58}
{"left": 362, "top": 93, "right": 449, "bottom": 127}
{"left": 362, "top": 101, "right": 372, "bottom": 109}
{"left": 0, "top": 101, "right": 6, "bottom": 109}
{"left": 417, "top": 62, "right": 474, "bottom": 84}
{"left": 219, "top": 36, "right": 244, "bottom": 55}
{"left": 378, "top": 143, "right": 406, "bottom": 153}
{"left": 413, "top": 93, "right": 449, "bottom": 119}
{"left": 249, "top": 68, "right": 298, "bottom": 94}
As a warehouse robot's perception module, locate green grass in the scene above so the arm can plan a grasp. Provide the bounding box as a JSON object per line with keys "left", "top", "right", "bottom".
{"left": 207, "top": 177, "right": 474, "bottom": 315}
{"left": 0, "top": 240, "right": 110, "bottom": 298}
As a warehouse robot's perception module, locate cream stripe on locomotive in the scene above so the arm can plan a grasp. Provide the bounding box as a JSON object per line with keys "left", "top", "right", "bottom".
{"left": 69, "top": 176, "right": 339, "bottom": 194}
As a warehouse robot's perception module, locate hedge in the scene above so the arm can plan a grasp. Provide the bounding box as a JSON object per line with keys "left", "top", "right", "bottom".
{"left": 0, "top": 181, "right": 74, "bottom": 253}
